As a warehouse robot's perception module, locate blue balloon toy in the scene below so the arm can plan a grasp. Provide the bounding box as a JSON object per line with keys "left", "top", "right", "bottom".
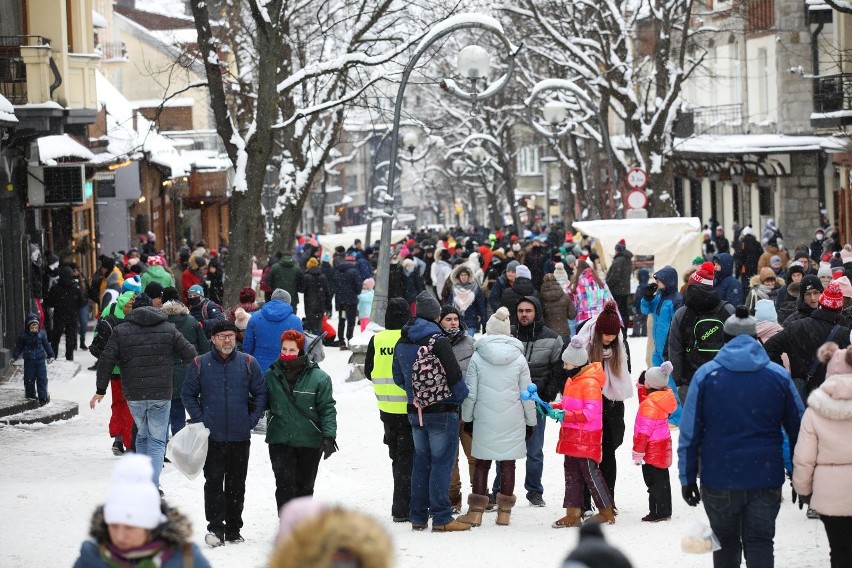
{"left": 521, "top": 384, "right": 564, "bottom": 422}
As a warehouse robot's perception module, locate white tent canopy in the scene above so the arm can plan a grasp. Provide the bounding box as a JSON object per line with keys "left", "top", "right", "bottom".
{"left": 572, "top": 217, "right": 703, "bottom": 279}
{"left": 315, "top": 230, "right": 409, "bottom": 253}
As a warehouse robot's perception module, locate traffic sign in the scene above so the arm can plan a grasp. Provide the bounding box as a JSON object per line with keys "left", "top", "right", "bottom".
{"left": 626, "top": 189, "right": 648, "bottom": 210}
{"left": 626, "top": 167, "right": 648, "bottom": 190}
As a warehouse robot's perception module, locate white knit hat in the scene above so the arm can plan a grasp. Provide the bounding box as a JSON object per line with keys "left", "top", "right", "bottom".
{"left": 103, "top": 454, "right": 166, "bottom": 529}
{"left": 645, "top": 361, "right": 673, "bottom": 390}
{"left": 515, "top": 265, "right": 532, "bottom": 280}
{"left": 485, "top": 306, "right": 511, "bottom": 335}
{"left": 561, "top": 336, "right": 588, "bottom": 367}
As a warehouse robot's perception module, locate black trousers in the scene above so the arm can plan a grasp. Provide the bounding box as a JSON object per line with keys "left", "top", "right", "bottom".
{"left": 584, "top": 398, "right": 625, "bottom": 509}
{"left": 203, "top": 440, "right": 250, "bottom": 538}
{"left": 337, "top": 304, "right": 357, "bottom": 342}
{"left": 49, "top": 319, "right": 77, "bottom": 361}
{"left": 269, "top": 444, "right": 322, "bottom": 514}
{"left": 822, "top": 515, "right": 852, "bottom": 568}
{"left": 642, "top": 464, "right": 672, "bottom": 518}
{"left": 383, "top": 418, "right": 414, "bottom": 519}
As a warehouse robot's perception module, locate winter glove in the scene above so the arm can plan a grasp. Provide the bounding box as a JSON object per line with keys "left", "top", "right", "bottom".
{"left": 525, "top": 426, "right": 534, "bottom": 440}
{"left": 547, "top": 408, "right": 565, "bottom": 422}
{"left": 643, "top": 282, "right": 658, "bottom": 300}
{"left": 46, "top": 358, "right": 54, "bottom": 365}
{"left": 10, "top": 357, "right": 16, "bottom": 364}
{"left": 463, "top": 421, "right": 474, "bottom": 436}
{"left": 320, "top": 437, "right": 339, "bottom": 460}
{"left": 632, "top": 451, "right": 645, "bottom": 466}
{"left": 797, "top": 493, "right": 811, "bottom": 510}
{"left": 681, "top": 483, "right": 701, "bottom": 507}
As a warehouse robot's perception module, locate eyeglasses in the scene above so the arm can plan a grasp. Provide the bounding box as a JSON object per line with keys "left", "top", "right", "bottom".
{"left": 214, "top": 333, "right": 236, "bottom": 341}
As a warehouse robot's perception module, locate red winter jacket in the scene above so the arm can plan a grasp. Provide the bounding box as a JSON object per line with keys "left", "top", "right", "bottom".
{"left": 553, "top": 362, "right": 606, "bottom": 462}
{"left": 632, "top": 388, "right": 677, "bottom": 468}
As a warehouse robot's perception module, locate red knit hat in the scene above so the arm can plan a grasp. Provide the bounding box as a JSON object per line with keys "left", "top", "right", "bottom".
{"left": 238, "top": 286, "right": 256, "bottom": 304}
{"left": 819, "top": 282, "right": 844, "bottom": 311}
{"left": 689, "top": 261, "right": 716, "bottom": 287}
{"left": 595, "top": 301, "right": 622, "bottom": 335}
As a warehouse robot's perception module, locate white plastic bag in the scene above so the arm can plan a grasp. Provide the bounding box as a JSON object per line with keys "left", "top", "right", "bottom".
{"left": 681, "top": 519, "right": 722, "bottom": 554}
{"left": 165, "top": 422, "right": 210, "bottom": 480}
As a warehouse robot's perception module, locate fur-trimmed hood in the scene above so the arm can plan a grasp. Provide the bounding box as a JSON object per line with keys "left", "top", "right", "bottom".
{"left": 160, "top": 300, "right": 190, "bottom": 316}
{"left": 88, "top": 503, "right": 193, "bottom": 546}
{"left": 807, "top": 374, "right": 852, "bottom": 421}
{"left": 268, "top": 508, "right": 393, "bottom": 568}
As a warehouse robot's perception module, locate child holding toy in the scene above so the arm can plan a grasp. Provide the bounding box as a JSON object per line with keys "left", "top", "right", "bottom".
{"left": 11, "top": 313, "right": 55, "bottom": 406}
{"left": 550, "top": 336, "right": 614, "bottom": 528}
{"left": 633, "top": 361, "right": 678, "bottom": 522}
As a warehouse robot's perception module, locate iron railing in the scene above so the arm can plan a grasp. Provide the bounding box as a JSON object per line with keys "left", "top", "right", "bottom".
{"left": 813, "top": 74, "right": 852, "bottom": 114}
{"left": 0, "top": 36, "right": 57, "bottom": 104}
{"left": 97, "top": 42, "right": 127, "bottom": 61}
{"left": 690, "top": 103, "right": 745, "bottom": 136}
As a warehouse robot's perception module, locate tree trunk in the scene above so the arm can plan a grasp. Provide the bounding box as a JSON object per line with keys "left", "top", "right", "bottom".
{"left": 648, "top": 161, "right": 677, "bottom": 217}
{"left": 272, "top": 191, "right": 310, "bottom": 257}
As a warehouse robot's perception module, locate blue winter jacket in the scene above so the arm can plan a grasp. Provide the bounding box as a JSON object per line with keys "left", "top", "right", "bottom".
{"left": 677, "top": 334, "right": 803, "bottom": 489}
{"left": 182, "top": 350, "right": 269, "bottom": 442}
{"left": 392, "top": 317, "right": 468, "bottom": 407}
{"left": 640, "top": 266, "right": 681, "bottom": 366}
{"left": 13, "top": 326, "right": 54, "bottom": 361}
{"left": 242, "top": 299, "right": 303, "bottom": 372}
{"left": 356, "top": 254, "right": 374, "bottom": 280}
{"left": 713, "top": 253, "right": 743, "bottom": 307}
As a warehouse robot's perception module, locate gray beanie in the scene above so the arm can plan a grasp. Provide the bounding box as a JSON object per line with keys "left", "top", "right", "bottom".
{"left": 561, "top": 336, "right": 588, "bottom": 367}
{"left": 515, "top": 265, "right": 532, "bottom": 280}
{"left": 415, "top": 290, "right": 441, "bottom": 321}
{"left": 645, "top": 361, "right": 673, "bottom": 390}
{"left": 271, "top": 288, "right": 292, "bottom": 303}
{"left": 506, "top": 260, "right": 520, "bottom": 273}
{"left": 566, "top": 254, "right": 577, "bottom": 265}
{"left": 723, "top": 305, "right": 757, "bottom": 338}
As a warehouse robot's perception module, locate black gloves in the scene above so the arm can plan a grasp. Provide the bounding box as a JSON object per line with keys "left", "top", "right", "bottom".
{"left": 525, "top": 426, "right": 534, "bottom": 440}
{"left": 463, "top": 422, "right": 473, "bottom": 436}
{"left": 643, "top": 282, "right": 658, "bottom": 300}
{"left": 797, "top": 493, "right": 811, "bottom": 510}
{"left": 682, "top": 483, "right": 701, "bottom": 507}
{"left": 320, "top": 438, "right": 339, "bottom": 460}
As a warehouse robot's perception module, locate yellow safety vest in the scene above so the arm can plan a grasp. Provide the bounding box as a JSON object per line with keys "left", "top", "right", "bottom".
{"left": 371, "top": 329, "right": 407, "bottom": 414}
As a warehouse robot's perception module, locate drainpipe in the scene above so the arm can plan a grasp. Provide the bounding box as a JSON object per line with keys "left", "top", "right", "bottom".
{"left": 811, "top": 20, "right": 824, "bottom": 76}
{"left": 811, "top": 20, "right": 826, "bottom": 225}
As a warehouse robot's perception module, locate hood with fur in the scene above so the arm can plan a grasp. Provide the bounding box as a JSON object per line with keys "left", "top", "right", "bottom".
{"left": 807, "top": 375, "right": 852, "bottom": 421}
{"left": 160, "top": 300, "right": 189, "bottom": 316}
{"left": 88, "top": 504, "right": 192, "bottom": 546}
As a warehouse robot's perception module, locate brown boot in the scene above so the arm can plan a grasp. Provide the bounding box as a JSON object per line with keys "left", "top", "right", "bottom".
{"left": 586, "top": 507, "right": 616, "bottom": 525}
{"left": 495, "top": 494, "right": 516, "bottom": 526}
{"left": 552, "top": 507, "right": 582, "bottom": 528}
{"left": 457, "top": 494, "right": 489, "bottom": 527}
{"left": 431, "top": 519, "right": 472, "bottom": 532}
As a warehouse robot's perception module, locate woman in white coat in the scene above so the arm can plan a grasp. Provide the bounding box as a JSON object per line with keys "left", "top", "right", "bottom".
{"left": 793, "top": 342, "right": 852, "bottom": 567}
{"left": 458, "top": 307, "right": 537, "bottom": 527}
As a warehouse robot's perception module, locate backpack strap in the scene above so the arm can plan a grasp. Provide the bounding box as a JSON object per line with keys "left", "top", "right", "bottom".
{"left": 806, "top": 324, "right": 842, "bottom": 379}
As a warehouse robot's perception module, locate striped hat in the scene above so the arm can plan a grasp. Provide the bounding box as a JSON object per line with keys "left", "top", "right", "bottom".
{"left": 689, "top": 261, "right": 715, "bottom": 288}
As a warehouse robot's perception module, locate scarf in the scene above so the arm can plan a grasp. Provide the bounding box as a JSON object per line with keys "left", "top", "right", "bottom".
{"left": 453, "top": 284, "right": 475, "bottom": 314}
{"left": 443, "top": 326, "right": 464, "bottom": 343}
{"left": 280, "top": 355, "right": 307, "bottom": 386}
{"left": 101, "top": 540, "right": 172, "bottom": 568}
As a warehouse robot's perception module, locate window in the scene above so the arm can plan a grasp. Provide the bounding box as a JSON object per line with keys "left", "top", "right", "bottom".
{"left": 756, "top": 47, "right": 768, "bottom": 122}
{"left": 517, "top": 145, "right": 541, "bottom": 175}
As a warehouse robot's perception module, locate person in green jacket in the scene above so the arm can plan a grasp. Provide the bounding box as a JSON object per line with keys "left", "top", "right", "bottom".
{"left": 266, "top": 252, "right": 303, "bottom": 309}
{"left": 141, "top": 255, "right": 175, "bottom": 290}
{"left": 265, "top": 330, "right": 337, "bottom": 513}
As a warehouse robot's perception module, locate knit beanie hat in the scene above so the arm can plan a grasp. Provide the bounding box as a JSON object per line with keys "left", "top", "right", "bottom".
{"left": 835, "top": 276, "right": 852, "bottom": 299}
{"left": 787, "top": 262, "right": 805, "bottom": 276}
{"left": 595, "top": 301, "right": 622, "bottom": 336}
{"left": 515, "top": 265, "right": 532, "bottom": 280}
{"left": 162, "top": 286, "right": 181, "bottom": 304}
{"left": 386, "top": 298, "right": 412, "bottom": 330}
{"left": 818, "top": 342, "right": 852, "bottom": 378}
{"left": 561, "top": 336, "right": 589, "bottom": 367}
{"left": 562, "top": 521, "right": 633, "bottom": 568}
{"left": 723, "top": 305, "right": 757, "bottom": 338}
{"left": 415, "top": 290, "right": 441, "bottom": 321}
{"left": 234, "top": 307, "right": 250, "bottom": 331}
{"left": 800, "top": 275, "right": 824, "bottom": 296}
{"left": 306, "top": 257, "right": 319, "bottom": 269}
{"left": 758, "top": 266, "right": 776, "bottom": 282}
{"left": 122, "top": 274, "right": 142, "bottom": 293}
{"left": 211, "top": 319, "right": 238, "bottom": 336}
{"left": 143, "top": 282, "right": 164, "bottom": 300}
{"left": 238, "top": 286, "right": 256, "bottom": 304}
{"left": 645, "top": 361, "right": 673, "bottom": 390}
{"left": 817, "top": 264, "right": 832, "bottom": 280}
{"left": 819, "top": 282, "right": 844, "bottom": 311}
{"left": 280, "top": 329, "right": 305, "bottom": 352}
{"left": 485, "top": 307, "right": 511, "bottom": 335}
{"left": 362, "top": 278, "right": 375, "bottom": 290}
{"left": 103, "top": 454, "right": 166, "bottom": 529}
{"left": 132, "top": 293, "right": 152, "bottom": 308}
{"left": 187, "top": 284, "right": 205, "bottom": 297}
{"left": 691, "top": 256, "right": 704, "bottom": 266}
{"left": 841, "top": 245, "right": 852, "bottom": 264}
{"left": 553, "top": 264, "right": 569, "bottom": 283}
{"left": 614, "top": 239, "right": 626, "bottom": 253}
{"left": 271, "top": 288, "right": 291, "bottom": 303}
{"left": 566, "top": 254, "right": 577, "bottom": 265}
{"left": 689, "top": 262, "right": 716, "bottom": 287}
{"left": 769, "top": 255, "right": 782, "bottom": 268}
{"left": 506, "top": 260, "right": 520, "bottom": 273}
{"left": 754, "top": 299, "right": 778, "bottom": 323}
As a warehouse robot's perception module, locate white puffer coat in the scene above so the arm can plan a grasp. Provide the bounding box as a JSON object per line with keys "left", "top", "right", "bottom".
{"left": 462, "top": 335, "right": 537, "bottom": 461}
{"left": 792, "top": 374, "right": 852, "bottom": 516}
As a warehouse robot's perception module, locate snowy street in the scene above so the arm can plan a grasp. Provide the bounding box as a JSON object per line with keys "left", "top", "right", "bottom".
{"left": 0, "top": 335, "right": 830, "bottom": 567}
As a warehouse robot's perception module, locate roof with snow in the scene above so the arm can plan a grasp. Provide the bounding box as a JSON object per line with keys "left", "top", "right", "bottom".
{"left": 0, "top": 93, "right": 17, "bottom": 124}
{"left": 672, "top": 134, "right": 835, "bottom": 155}
{"left": 113, "top": 4, "right": 195, "bottom": 31}
{"left": 36, "top": 135, "right": 95, "bottom": 165}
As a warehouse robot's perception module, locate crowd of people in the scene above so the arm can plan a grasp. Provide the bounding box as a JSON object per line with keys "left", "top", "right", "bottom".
{"left": 16, "top": 218, "right": 852, "bottom": 567}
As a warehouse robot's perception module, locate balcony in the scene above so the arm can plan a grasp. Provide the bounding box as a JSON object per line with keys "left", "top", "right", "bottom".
{"left": 96, "top": 42, "right": 127, "bottom": 62}
{"left": 690, "top": 103, "right": 745, "bottom": 136}
{"left": 811, "top": 73, "right": 852, "bottom": 128}
{"left": 0, "top": 36, "right": 58, "bottom": 105}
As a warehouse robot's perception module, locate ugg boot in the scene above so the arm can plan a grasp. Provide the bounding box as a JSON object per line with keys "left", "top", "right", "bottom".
{"left": 431, "top": 519, "right": 471, "bottom": 532}
{"left": 552, "top": 507, "right": 582, "bottom": 528}
{"left": 457, "top": 494, "right": 489, "bottom": 527}
{"left": 586, "top": 507, "right": 616, "bottom": 525}
{"left": 495, "top": 494, "right": 516, "bottom": 526}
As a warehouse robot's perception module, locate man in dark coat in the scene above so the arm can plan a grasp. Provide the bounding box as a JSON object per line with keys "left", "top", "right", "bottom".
{"left": 267, "top": 252, "right": 303, "bottom": 308}
{"left": 713, "top": 253, "right": 743, "bottom": 308}
{"left": 500, "top": 264, "right": 538, "bottom": 327}
{"left": 44, "top": 265, "right": 86, "bottom": 361}
{"left": 523, "top": 241, "right": 547, "bottom": 291}
{"left": 302, "top": 257, "right": 332, "bottom": 335}
{"left": 781, "top": 275, "right": 823, "bottom": 328}
{"left": 92, "top": 294, "right": 197, "bottom": 488}
{"left": 605, "top": 239, "right": 634, "bottom": 333}
{"left": 714, "top": 226, "right": 730, "bottom": 254}
{"left": 734, "top": 228, "right": 763, "bottom": 288}
{"left": 320, "top": 253, "right": 337, "bottom": 313}
{"left": 335, "top": 254, "right": 363, "bottom": 349}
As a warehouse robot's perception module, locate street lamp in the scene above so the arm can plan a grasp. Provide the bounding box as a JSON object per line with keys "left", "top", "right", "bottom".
{"left": 371, "top": 13, "right": 519, "bottom": 326}
{"left": 526, "top": 79, "right": 620, "bottom": 221}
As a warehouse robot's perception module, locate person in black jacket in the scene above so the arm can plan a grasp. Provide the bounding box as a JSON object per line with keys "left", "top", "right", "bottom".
{"left": 92, "top": 294, "right": 197, "bottom": 489}
{"left": 320, "top": 252, "right": 337, "bottom": 314}
{"left": 782, "top": 275, "right": 823, "bottom": 328}
{"left": 335, "top": 255, "right": 363, "bottom": 349}
{"left": 500, "top": 265, "right": 537, "bottom": 327}
{"left": 302, "top": 257, "right": 332, "bottom": 335}
{"left": 765, "top": 282, "right": 851, "bottom": 401}
{"left": 44, "top": 265, "right": 86, "bottom": 361}
{"left": 734, "top": 228, "right": 763, "bottom": 289}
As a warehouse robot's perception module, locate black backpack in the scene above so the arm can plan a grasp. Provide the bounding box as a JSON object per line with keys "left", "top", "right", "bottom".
{"left": 682, "top": 302, "right": 729, "bottom": 379}
{"left": 89, "top": 302, "right": 122, "bottom": 359}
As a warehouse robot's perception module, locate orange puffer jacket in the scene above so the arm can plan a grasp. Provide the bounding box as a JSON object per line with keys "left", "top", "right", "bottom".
{"left": 633, "top": 388, "right": 678, "bottom": 468}
{"left": 553, "top": 362, "right": 606, "bottom": 462}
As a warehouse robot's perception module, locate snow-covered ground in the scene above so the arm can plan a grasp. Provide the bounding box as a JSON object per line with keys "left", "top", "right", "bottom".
{"left": 0, "top": 333, "right": 831, "bottom": 567}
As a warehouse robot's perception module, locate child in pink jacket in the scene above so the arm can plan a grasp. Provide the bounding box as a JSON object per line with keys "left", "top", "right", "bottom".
{"left": 633, "top": 361, "right": 678, "bottom": 522}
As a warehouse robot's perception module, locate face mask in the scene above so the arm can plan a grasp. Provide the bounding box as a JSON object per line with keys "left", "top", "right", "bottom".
{"left": 188, "top": 296, "right": 202, "bottom": 307}
{"left": 816, "top": 233, "right": 824, "bottom": 241}
{"left": 31, "top": 251, "right": 40, "bottom": 263}
{"left": 279, "top": 353, "right": 298, "bottom": 362}
{"left": 49, "top": 261, "right": 59, "bottom": 271}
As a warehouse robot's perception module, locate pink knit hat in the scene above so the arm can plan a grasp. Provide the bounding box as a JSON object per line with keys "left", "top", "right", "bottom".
{"left": 834, "top": 276, "right": 852, "bottom": 299}
{"left": 818, "top": 342, "right": 852, "bottom": 378}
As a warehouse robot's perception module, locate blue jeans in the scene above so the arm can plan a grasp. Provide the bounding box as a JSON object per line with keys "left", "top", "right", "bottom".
{"left": 493, "top": 410, "right": 546, "bottom": 495}
{"left": 78, "top": 304, "right": 88, "bottom": 345}
{"left": 408, "top": 411, "right": 459, "bottom": 526}
{"left": 667, "top": 375, "right": 682, "bottom": 426}
{"left": 127, "top": 400, "right": 171, "bottom": 486}
{"left": 701, "top": 486, "right": 781, "bottom": 568}
{"left": 465, "top": 327, "right": 476, "bottom": 337}
{"left": 169, "top": 396, "right": 186, "bottom": 437}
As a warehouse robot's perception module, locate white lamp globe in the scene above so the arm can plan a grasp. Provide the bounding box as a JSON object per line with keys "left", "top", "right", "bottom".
{"left": 468, "top": 146, "right": 487, "bottom": 164}
{"left": 452, "top": 159, "right": 467, "bottom": 173}
{"left": 542, "top": 100, "right": 569, "bottom": 126}
{"left": 457, "top": 45, "right": 491, "bottom": 80}
{"left": 402, "top": 130, "right": 420, "bottom": 152}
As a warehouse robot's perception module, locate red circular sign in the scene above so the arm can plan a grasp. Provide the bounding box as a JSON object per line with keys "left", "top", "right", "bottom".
{"left": 626, "top": 167, "right": 648, "bottom": 190}
{"left": 626, "top": 190, "right": 648, "bottom": 209}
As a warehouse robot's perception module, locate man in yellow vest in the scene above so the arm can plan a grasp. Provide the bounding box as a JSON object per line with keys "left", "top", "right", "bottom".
{"left": 365, "top": 297, "right": 414, "bottom": 522}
